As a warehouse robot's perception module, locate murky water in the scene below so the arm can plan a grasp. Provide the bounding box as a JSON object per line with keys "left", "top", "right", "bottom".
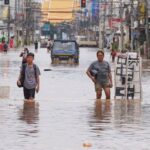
{"left": 0, "top": 47, "right": 150, "bottom": 150}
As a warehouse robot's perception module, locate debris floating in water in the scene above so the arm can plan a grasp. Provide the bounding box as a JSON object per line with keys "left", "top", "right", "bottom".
{"left": 83, "top": 142, "right": 92, "bottom": 147}
{"left": 44, "top": 69, "right": 52, "bottom": 71}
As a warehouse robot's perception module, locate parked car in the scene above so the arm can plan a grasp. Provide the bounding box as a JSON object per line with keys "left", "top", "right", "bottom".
{"left": 51, "top": 40, "right": 79, "bottom": 64}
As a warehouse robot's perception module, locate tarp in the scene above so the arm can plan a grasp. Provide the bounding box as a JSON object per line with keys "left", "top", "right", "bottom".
{"left": 42, "top": 0, "right": 80, "bottom": 23}
{"left": 42, "top": 23, "right": 50, "bottom": 31}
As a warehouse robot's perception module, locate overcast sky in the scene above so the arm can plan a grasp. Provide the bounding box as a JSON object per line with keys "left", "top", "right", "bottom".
{"left": 34, "top": 0, "right": 42, "bottom": 3}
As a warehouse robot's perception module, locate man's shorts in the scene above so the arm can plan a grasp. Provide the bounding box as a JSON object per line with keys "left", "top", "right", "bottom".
{"left": 23, "top": 87, "right": 35, "bottom": 100}
{"left": 95, "top": 82, "right": 110, "bottom": 92}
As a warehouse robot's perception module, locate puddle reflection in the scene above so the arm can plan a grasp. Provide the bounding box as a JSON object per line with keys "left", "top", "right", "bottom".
{"left": 89, "top": 99, "right": 141, "bottom": 135}
{"left": 0, "top": 60, "right": 9, "bottom": 78}
{"left": 94, "top": 99, "right": 111, "bottom": 121}
{"left": 0, "top": 86, "right": 10, "bottom": 99}
{"left": 16, "top": 103, "right": 39, "bottom": 139}
{"left": 19, "top": 102, "right": 39, "bottom": 125}
{"left": 114, "top": 100, "right": 141, "bottom": 126}
{"left": 89, "top": 99, "right": 112, "bottom": 133}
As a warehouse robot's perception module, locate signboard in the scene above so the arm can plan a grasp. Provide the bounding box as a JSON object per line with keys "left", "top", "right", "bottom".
{"left": 0, "top": 5, "right": 8, "bottom": 19}
{"left": 114, "top": 53, "right": 142, "bottom": 100}
{"left": 91, "top": 0, "right": 99, "bottom": 17}
{"left": 108, "top": 18, "right": 124, "bottom": 29}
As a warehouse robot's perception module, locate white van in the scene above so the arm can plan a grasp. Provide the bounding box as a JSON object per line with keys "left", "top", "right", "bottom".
{"left": 75, "top": 36, "right": 98, "bottom": 47}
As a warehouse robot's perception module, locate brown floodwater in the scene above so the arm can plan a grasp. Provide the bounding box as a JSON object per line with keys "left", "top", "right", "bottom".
{"left": 0, "top": 47, "right": 150, "bottom": 150}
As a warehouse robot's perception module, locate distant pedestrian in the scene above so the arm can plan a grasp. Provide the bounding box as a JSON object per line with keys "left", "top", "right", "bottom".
{"left": 2, "top": 36, "right": 5, "bottom": 43}
{"left": 34, "top": 40, "right": 38, "bottom": 52}
{"left": 47, "top": 39, "right": 52, "bottom": 52}
{"left": 9, "top": 37, "right": 14, "bottom": 48}
{"left": 20, "top": 48, "right": 29, "bottom": 64}
{"left": 111, "top": 49, "right": 117, "bottom": 62}
{"left": 0, "top": 43, "right": 2, "bottom": 51}
{"left": 3, "top": 41, "right": 8, "bottom": 53}
{"left": 17, "top": 53, "right": 41, "bottom": 100}
{"left": 86, "top": 50, "right": 113, "bottom": 99}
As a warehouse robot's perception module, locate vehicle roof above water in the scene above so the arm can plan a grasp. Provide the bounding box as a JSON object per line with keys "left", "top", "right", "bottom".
{"left": 52, "top": 40, "right": 79, "bottom": 51}
{"left": 54, "top": 40, "right": 77, "bottom": 43}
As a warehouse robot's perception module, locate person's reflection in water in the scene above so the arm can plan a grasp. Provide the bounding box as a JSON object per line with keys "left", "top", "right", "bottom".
{"left": 20, "top": 102, "right": 39, "bottom": 125}
{"left": 18, "top": 103, "right": 39, "bottom": 137}
{"left": 95, "top": 99, "right": 111, "bottom": 121}
{"left": 94, "top": 99, "right": 103, "bottom": 120}
{"left": 89, "top": 99, "right": 112, "bottom": 133}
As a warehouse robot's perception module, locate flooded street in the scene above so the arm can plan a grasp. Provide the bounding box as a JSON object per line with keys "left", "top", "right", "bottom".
{"left": 0, "top": 47, "right": 150, "bottom": 150}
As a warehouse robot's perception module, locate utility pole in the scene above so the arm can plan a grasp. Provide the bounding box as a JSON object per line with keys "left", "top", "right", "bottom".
{"left": 14, "top": 0, "right": 18, "bottom": 47}
{"left": 120, "top": 0, "right": 124, "bottom": 51}
{"left": 130, "top": 0, "right": 134, "bottom": 51}
{"left": 99, "top": 0, "right": 106, "bottom": 49}
{"left": 102, "top": 0, "right": 106, "bottom": 49}
{"left": 25, "top": 0, "right": 32, "bottom": 45}
{"left": 110, "top": 0, "right": 113, "bottom": 32}
{"left": 6, "top": 2, "right": 11, "bottom": 44}
{"left": 99, "top": 1, "right": 102, "bottom": 49}
{"left": 22, "top": 0, "right": 25, "bottom": 47}
{"left": 25, "top": 0, "right": 28, "bottom": 45}
{"left": 145, "top": 0, "right": 150, "bottom": 58}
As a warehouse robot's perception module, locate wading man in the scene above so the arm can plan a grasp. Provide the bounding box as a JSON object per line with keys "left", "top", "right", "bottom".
{"left": 86, "top": 50, "right": 113, "bottom": 99}
{"left": 17, "top": 53, "right": 41, "bottom": 100}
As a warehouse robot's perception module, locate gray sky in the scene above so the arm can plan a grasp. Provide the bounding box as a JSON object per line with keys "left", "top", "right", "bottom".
{"left": 34, "top": 0, "right": 42, "bottom": 3}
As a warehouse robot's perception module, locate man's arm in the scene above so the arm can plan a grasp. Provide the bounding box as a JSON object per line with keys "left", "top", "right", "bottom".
{"left": 18, "top": 73, "right": 21, "bottom": 81}
{"left": 35, "top": 66, "right": 41, "bottom": 93}
{"left": 36, "top": 76, "right": 40, "bottom": 93}
{"left": 17, "top": 69, "right": 22, "bottom": 85}
{"left": 108, "top": 72, "right": 113, "bottom": 88}
{"left": 17, "top": 73, "right": 21, "bottom": 85}
{"left": 18, "top": 66, "right": 23, "bottom": 81}
{"left": 20, "top": 53, "right": 22, "bottom": 57}
{"left": 86, "top": 69, "right": 96, "bottom": 83}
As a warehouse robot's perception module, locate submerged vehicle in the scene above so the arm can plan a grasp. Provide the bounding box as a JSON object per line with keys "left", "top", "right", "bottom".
{"left": 51, "top": 40, "right": 79, "bottom": 64}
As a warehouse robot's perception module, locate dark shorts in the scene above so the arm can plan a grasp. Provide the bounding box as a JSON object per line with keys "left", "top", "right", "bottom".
{"left": 47, "top": 46, "right": 51, "bottom": 50}
{"left": 23, "top": 87, "right": 35, "bottom": 100}
{"left": 95, "top": 81, "right": 110, "bottom": 92}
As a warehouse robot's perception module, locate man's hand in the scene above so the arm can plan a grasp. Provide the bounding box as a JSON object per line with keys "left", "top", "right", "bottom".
{"left": 17, "top": 80, "right": 21, "bottom": 85}
{"left": 36, "top": 85, "right": 39, "bottom": 93}
{"left": 109, "top": 82, "right": 113, "bottom": 88}
{"left": 86, "top": 70, "right": 96, "bottom": 83}
{"left": 91, "top": 77, "right": 96, "bottom": 83}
